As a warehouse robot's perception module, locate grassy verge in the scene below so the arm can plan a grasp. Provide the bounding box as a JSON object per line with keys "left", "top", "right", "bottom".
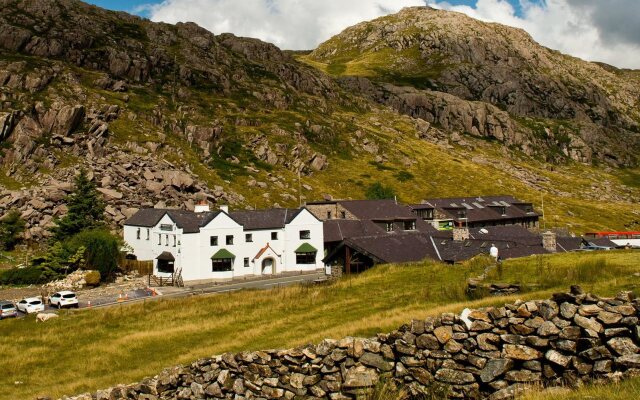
{"left": 0, "top": 251, "right": 638, "bottom": 399}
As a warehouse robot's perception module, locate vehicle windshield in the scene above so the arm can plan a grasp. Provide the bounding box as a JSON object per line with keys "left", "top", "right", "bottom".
{"left": 29, "top": 301, "right": 42, "bottom": 305}
{"left": 62, "top": 294, "right": 76, "bottom": 299}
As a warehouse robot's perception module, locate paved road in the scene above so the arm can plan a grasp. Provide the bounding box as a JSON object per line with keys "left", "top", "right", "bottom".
{"left": 7, "top": 271, "right": 327, "bottom": 318}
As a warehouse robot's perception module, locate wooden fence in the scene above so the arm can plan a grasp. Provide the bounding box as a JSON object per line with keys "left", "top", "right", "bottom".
{"left": 120, "top": 259, "right": 153, "bottom": 276}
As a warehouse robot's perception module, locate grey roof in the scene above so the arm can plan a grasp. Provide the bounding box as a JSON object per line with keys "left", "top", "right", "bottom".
{"left": 338, "top": 199, "right": 417, "bottom": 220}
{"left": 124, "top": 209, "right": 220, "bottom": 233}
{"left": 336, "top": 233, "right": 440, "bottom": 264}
{"left": 323, "top": 218, "right": 437, "bottom": 243}
{"left": 229, "top": 208, "right": 302, "bottom": 230}
{"left": 416, "top": 195, "right": 540, "bottom": 224}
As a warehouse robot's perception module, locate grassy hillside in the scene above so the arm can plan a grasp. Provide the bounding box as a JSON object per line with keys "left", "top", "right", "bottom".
{"left": 0, "top": 251, "right": 638, "bottom": 399}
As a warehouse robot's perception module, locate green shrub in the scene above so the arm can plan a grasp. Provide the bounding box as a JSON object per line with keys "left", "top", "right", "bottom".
{"left": 84, "top": 270, "right": 101, "bottom": 286}
{"left": 0, "top": 267, "right": 46, "bottom": 285}
{"left": 365, "top": 182, "right": 396, "bottom": 200}
{"left": 0, "top": 209, "right": 26, "bottom": 251}
{"left": 67, "top": 230, "right": 120, "bottom": 281}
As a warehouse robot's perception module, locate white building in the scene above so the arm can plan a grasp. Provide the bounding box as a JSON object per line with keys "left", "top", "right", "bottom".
{"left": 123, "top": 204, "right": 325, "bottom": 282}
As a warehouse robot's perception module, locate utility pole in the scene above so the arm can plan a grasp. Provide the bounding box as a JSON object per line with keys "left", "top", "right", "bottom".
{"left": 298, "top": 168, "right": 302, "bottom": 207}
{"left": 541, "top": 194, "right": 545, "bottom": 230}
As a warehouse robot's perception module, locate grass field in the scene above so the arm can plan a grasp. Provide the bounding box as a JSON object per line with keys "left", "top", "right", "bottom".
{"left": 0, "top": 251, "right": 638, "bottom": 399}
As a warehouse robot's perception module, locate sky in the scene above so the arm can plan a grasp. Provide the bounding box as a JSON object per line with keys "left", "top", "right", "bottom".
{"left": 87, "top": 0, "right": 640, "bottom": 69}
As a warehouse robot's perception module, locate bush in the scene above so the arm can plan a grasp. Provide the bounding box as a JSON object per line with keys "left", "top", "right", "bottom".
{"left": 66, "top": 230, "right": 120, "bottom": 281}
{"left": 84, "top": 270, "right": 101, "bottom": 286}
{"left": 365, "top": 182, "right": 396, "bottom": 200}
{"left": 0, "top": 267, "right": 46, "bottom": 285}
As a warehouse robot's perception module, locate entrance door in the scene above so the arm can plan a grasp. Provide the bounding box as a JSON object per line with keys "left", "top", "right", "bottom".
{"left": 262, "top": 258, "right": 275, "bottom": 275}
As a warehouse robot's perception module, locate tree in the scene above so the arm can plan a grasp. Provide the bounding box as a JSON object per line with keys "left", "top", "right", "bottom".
{"left": 50, "top": 169, "right": 105, "bottom": 242}
{"left": 0, "top": 209, "right": 26, "bottom": 250}
{"left": 67, "top": 230, "right": 120, "bottom": 281}
{"left": 365, "top": 182, "right": 396, "bottom": 200}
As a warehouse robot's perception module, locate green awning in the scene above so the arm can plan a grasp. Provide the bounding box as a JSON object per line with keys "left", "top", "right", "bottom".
{"left": 211, "top": 248, "right": 235, "bottom": 260}
{"left": 295, "top": 243, "right": 317, "bottom": 253}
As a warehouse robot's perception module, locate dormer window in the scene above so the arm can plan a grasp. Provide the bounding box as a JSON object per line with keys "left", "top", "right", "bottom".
{"left": 404, "top": 221, "right": 416, "bottom": 231}
{"left": 457, "top": 210, "right": 467, "bottom": 219}
{"left": 385, "top": 222, "right": 394, "bottom": 232}
{"left": 500, "top": 206, "right": 506, "bottom": 216}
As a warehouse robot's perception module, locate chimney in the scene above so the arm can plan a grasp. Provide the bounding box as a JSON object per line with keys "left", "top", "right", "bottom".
{"left": 194, "top": 200, "right": 210, "bottom": 213}
{"left": 219, "top": 205, "right": 229, "bottom": 214}
{"left": 542, "top": 231, "right": 557, "bottom": 252}
{"left": 453, "top": 222, "right": 470, "bottom": 241}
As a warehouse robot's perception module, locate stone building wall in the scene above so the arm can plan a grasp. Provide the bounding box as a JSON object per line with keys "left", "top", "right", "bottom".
{"left": 61, "top": 287, "right": 640, "bottom": 400}
{"left": 305, "top": 203, "right": 356, "bottom": 221}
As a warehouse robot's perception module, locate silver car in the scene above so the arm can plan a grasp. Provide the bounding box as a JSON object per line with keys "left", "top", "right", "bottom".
{"left": 0, "top": 300, "right": 18, "bottom": 319}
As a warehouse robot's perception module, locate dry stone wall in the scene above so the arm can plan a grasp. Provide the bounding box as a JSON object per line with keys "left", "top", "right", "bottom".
{"left": 59, "top": 286, "right": 640, "bottom": 400}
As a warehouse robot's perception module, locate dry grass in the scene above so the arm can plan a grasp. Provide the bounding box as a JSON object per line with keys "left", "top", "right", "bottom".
{"left": 0, "top": 251, "right": 638, "bottom": 399}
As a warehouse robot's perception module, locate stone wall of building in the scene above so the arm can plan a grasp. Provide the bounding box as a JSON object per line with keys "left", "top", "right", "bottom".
{"left": 305, "top": 203, "right": 356, "bottom": 221}
{"left": 60, "top": 287, "right": 640, "bottom": 400}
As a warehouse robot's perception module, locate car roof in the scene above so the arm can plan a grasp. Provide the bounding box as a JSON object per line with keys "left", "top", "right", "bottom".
{"left": 55, "top": 290, "right": 76, "bottom": 295}
{"left": 22, "top": 297, "right": 42, "bottom": 301}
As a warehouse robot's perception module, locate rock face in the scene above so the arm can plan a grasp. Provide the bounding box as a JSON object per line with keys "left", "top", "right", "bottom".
{"left": 310, "top": 6, "right": 640, "bottom": 166}
{"left": 61, "top": 288, "right": 640, "bottom": 400}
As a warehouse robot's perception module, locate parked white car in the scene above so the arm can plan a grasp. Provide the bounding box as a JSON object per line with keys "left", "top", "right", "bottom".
{"left": 48, "top": 291, "right": 79, "bottom": 309}
{"left": 16, "top": 297, "right": 45, "bottom": 314}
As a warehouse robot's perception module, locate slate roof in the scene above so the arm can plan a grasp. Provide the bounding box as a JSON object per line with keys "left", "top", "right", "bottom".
{"left": 229, "top": 208, "right": 302, "bottom": 230}
{"left": 124, "top": 209, "right": 221, "bottom": 233}
{"left": 432, "top": 238, "right": 548, "bottom": 263}
{"left": 323, "top": 211, "right": 436, "bottom": 243}
{"left": 415, "top": 195, "right": 540, "bottom": 224}
{"left": 335, "top": 233, "right": 440, "bottom": 264}
{"left": 339, "top": 199, "right": 417, "bottom": 220}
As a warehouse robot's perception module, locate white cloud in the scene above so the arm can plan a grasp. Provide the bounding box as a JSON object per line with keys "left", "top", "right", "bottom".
{"left": 142, "top": 0, "right": 425, "bottom": 50}
{"left": 141, "top": 0, "right": 640, "bottom": 69}
{"left": 427, "top": 0, "right": 640, "bottom": 69}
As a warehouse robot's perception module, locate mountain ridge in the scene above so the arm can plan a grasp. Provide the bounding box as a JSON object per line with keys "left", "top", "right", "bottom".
{"left": 0, "top": 0, "right": 638, "bottom": 241}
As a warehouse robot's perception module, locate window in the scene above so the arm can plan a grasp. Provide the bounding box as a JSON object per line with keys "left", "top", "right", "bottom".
{"left": 212, "top": 259, "right": 233, "bottom": 272}
{"left": 457, "top": 210, "right": 467, "bottom": 219}
{"left": 165, "top": 235, "right": 169, "bottom": 246}
{"left": 299, "top": 230, "right": 311, "bottom": 239}
{"left": 210, "top": 236, "right": 218, "bottom": 246}
{"left": 327, "top": 211, "right": 332, "bottom": 219}
{"left": 245, "top": 233, "right": 253, "bottom": 243}
{"left": 136, "top": 228, "right": 141, "bottom": 240}
{"left": 340, "top": 211, "right": 346, "bottom": 219}
{"left": 296, "top": 252, "right": 316, "bottom": 264}
{"left": 404, "top": 221, "right": 416, "bottom": 231}
{"left": 416, "top": 209, "right": 434, "bottom": 220}
{"left": 160, "top": 224, "right": 173, "bottom": 231}
{"left": 146, "top": 229, "right": 150, "bottom": 240}
{"left": 173, "top": 235, "right": 176, "bottom": 247}
{"left": 244, "top": 257, "right": 250, "bottom": 268}
{"left": 271, "top": 232, "right": 278, "bottom": 240}
{"left": 158, "top": 234, "right": 161, "bottom": 245}
{"left": 226, "top": 235, "right": 234, "bottom": 245}
{"left": 385, "top": 222, "right": 394, "bottom": 232}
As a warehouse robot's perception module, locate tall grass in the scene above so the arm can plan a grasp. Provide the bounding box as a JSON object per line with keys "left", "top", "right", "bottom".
{"left": 0, "top": 251, "right": 637, "bottom": 400}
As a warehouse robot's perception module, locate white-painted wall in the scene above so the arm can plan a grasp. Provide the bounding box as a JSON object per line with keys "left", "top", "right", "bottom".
{"left": 124, "top": 208, "right": 325, "bottom": 282}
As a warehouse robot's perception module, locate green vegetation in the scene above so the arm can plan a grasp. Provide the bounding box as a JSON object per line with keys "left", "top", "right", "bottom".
{"left": 521, "top": 377, "right": 640, "bottom": 400}
{"left": 365, "top": 181, "right": 397, "bottom": 200}
{"left": 49, "top": 169, "right": 106, "bottom": 242}
{"left": 0, "top": 209, "right": 25, "bottom": 251}
{"left": 0, "top": 251, "right": 638, "bottom": 400}
{"left": 0, "top": 266, "right": 45, "bottom": 285}
{"left": 66, "top": 230, "right": 120, "bottom": 281}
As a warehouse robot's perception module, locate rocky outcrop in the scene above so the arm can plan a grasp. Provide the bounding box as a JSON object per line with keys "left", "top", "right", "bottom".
{"left": 309, "top": 6, "right": 640, "bottom": 166}
{"left": 60, "top": 287, "right": 640, "bottom": 399}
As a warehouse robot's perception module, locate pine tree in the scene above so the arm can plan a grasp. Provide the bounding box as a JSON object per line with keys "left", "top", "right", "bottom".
{"left": 50, "top": 169, "right": 105, "bottom": 242}
{"left": 0, "top": 209, "right": 26, "bottom": 250}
